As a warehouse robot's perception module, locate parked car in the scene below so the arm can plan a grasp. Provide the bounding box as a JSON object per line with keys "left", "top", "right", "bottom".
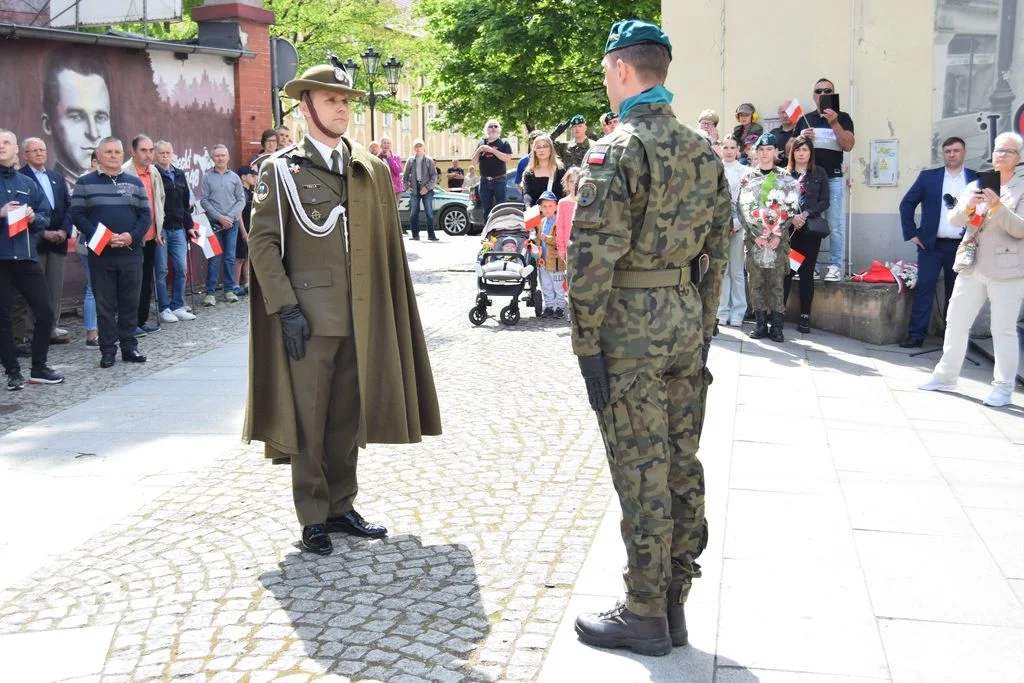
{"left": 469, "top": 170, "right": 524, "bottom": 233}
{"left": 398, "top": 189, "right": 472, "bottom": 236}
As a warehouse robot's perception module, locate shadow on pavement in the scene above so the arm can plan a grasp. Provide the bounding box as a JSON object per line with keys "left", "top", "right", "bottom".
{"left": 260, "top": 534, "right": 491, "bottom": 681}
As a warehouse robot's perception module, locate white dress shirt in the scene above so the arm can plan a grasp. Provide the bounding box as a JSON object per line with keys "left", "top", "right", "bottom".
{"left": 305, "top": 135, "right": 346, "bottom": 174}
{"left": 938, "top": 168, "right": 967, "bottom": 239}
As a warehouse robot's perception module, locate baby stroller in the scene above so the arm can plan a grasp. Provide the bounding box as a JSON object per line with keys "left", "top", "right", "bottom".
{"left": 468, "top": 202, "right": 544, "bottom": 326}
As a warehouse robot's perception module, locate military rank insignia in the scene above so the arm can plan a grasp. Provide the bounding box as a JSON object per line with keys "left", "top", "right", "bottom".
{"left": 255, "top": 182, "right": 269, "bottom": 203}
{"left": 577, "top": 181, "right": 598, "bottom": 207}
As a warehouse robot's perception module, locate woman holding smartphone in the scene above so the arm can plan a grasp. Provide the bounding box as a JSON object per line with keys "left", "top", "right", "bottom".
{"left": 920, "top": 132, "right": 1024, "bottom": 407}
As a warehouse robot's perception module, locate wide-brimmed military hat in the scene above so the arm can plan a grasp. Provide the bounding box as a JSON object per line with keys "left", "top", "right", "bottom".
{"left": 605, "top": 19, "right": 672, "bottom": 60}
{"left": 284, "top": 63, "right": 367, "bottom": 100}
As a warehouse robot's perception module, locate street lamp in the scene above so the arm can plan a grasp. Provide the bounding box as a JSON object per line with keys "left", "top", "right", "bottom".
{"left": 345, "top": 46, "right": 403, "bottom": 141}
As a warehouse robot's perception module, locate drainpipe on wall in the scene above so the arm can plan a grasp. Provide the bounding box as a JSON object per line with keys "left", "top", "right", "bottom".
{"left": 847, "top": 0, "right": 857, "bottom": 276}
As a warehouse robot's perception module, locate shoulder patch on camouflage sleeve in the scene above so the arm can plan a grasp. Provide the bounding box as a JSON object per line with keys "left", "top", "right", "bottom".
{"left": 577, "top": 181, "right": 598, "bottom": 206}
{"left": 255, "top": 182, "right": 269, "bottom": 203}
{"left": 586, "top": 145, "right": 610, "bottom": 166}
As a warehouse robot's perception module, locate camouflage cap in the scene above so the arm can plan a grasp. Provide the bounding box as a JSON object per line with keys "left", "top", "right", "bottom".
{"left": 284, "top": 63, "right": 367, "bottom": 100}
{"left": 604, "top": 19, "right": 672, "bottom": 60}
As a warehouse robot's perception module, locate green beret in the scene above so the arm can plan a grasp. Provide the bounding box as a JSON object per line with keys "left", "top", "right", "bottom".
{"left": 605, "top": 19, "right": 672, "bottom": 60}
{"left": 754, "top": 132, "right": 778, "bottom": 149}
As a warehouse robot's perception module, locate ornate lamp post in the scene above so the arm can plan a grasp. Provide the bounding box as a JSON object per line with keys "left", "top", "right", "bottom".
{"left": 343, "top": 46, "right": 403, "bottom": 141}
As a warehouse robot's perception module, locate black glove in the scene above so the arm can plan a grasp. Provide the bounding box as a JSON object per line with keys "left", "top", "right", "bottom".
{"left": 702, "top": 337, "right": 712, "bottom": 368}
{"left": 279, "top": 304, "right": 311, "bottom": 361}
{"left": 578, "top": 354, "right": 610, "bottom": 411}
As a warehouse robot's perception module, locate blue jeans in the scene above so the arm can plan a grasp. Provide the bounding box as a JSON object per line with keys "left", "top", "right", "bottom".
{"left": 79, "top": 253, "right": 96, "bottom": 332}
{"left": 159, "top": 228, "right": 189, "bottom": 311}
{"left": 410, "top": 185, "right": 435, "bottom": 238}
{"left": 479, "top": 176, "right": 507, "bottom": 220}
{"left": 206, "top": 221, "right": 238, "bottom": 295}
{"left": 827, "top": 177, "right": 846, "bottom": 269}
{"left": 907, "top": 238, "right": 958, "bottom": 341}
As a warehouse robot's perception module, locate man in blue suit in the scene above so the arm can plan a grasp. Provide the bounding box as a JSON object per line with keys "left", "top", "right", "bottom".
{"left": 17, "top": 137, "right": 72, "bottom": 347}
{"left": 898, "top": 137, "right": 977, "bottom": 347}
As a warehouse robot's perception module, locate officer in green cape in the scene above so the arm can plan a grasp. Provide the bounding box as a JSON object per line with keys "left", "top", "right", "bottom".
{"left": 243, "top": 60, "right": 442, "bottom": 555}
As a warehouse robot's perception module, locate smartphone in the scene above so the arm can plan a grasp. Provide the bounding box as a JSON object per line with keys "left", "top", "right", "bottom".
{"left": 977, "top": 170, "right": 1001, "bottom": 193}
{"left": 819, "top": 93, "right": 840, "bottom": 113}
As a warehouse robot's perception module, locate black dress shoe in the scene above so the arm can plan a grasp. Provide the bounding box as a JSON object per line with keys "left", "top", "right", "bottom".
{"left": 574, "top": 602, "right": 671, "bottom": 656}
{"left": 100, "top": 353, "right": 116, "bottom": 368}
{"left": 667, "top": 582, "right": 688, "bottom": 647}
{"left": 121, "top": 349, "right": 147, "bottom": 363}
{"left": 325, "top": 510, "right": 388, "bottom": 538}
{"left": 899, "top": 336, "right": 924, "bottom": 348}
{"left": 301, "top": 524, "right": 333, "bottom": 555}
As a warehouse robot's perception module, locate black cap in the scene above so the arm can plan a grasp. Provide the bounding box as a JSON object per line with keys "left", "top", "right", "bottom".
{"left": 237, "top": 165, "right": 256, "bottom": 176}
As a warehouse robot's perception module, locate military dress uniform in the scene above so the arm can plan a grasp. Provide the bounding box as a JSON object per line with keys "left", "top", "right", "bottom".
{"left": 245, "top": 62, "right": 442, "bottom": 555}
{"left": 568, "top": 20, "right": 732, "bottom": 656}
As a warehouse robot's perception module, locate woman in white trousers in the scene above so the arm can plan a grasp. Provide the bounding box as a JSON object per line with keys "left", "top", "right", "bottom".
{"left": 717, "top": 135, "right": 749, "bottom": 328}
{"left": 920, "top": 132, "right": 1024, "bottom": 407}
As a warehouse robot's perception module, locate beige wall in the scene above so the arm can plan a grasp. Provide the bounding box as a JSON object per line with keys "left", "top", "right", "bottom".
{"left": 664, "top": 0, "right": 937, "bottom": 270}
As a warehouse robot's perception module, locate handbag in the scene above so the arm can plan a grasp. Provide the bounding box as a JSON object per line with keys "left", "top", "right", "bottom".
{"left": 804, "top": 215, "right": 830, "bottom": 236}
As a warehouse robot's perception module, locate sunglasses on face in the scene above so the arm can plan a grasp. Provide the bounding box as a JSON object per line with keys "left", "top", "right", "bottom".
{"left": 814, "top": 87, "right": 834, "bottom": 95}
{"left": 487, "top": 125, "right": 499, "bottom": 129}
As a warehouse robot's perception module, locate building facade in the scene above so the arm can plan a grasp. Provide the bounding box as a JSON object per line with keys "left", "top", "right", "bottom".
{"left": 664, "top": 0, "right": 1024, "bottom": 272}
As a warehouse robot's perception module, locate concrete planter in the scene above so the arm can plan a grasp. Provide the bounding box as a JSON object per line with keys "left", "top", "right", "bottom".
{"left": 785, "top": 280, "right": 911, "bottom": 345}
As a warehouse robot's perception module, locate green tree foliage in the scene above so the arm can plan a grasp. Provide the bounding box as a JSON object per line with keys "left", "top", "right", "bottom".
{"left": 416, "top": 0, "right": 660, "bottom": 137}
{"left": 267, "top": 0, "right": 438, "bottom": 114}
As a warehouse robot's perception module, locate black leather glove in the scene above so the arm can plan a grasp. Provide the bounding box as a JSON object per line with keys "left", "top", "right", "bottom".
{"left": 279, "top": 304, "right": 311, "bottom": 361}
{"left": 702, "top": 337, "right": 712, "bottom": 368}
{"left": 578, "top": 354, "right": 610, "bottom": 411}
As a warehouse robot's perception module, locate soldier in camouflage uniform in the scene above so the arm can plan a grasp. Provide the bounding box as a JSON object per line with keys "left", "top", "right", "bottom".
{"left": 552, "top": 114, "right": 595, "bottom": 169}
{"left": 568, "top": 20, "right": 731, "bottom": 657}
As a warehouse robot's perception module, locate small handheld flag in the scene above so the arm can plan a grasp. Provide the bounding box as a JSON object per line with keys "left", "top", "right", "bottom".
{"left": 784, "top": 99, "right": 803, "bottom": 125}
{"left": 789, "top": 249, "right": 805, "bottom": 272}
{"left": 6, "top": 205, "right": 29, "bottom": 237}
{"left": 88, "top": 223, "right": 113, "bottom": 255}
{"left": 524, "top": 205, "right": 541, "bottom": 231}
{"left": 192, "top": 220, "right": 223, "bottom": 259}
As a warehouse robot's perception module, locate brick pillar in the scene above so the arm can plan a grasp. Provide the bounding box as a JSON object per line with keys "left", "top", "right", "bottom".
{"left": 192, "top": 2, "right": 275, "bottom": 164}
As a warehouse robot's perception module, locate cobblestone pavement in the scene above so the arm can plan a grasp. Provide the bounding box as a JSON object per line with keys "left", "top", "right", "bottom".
{"left": 0, "top": 237, "right": 615, "bottom": 681}
{"left": 0, "top": 289, "right": 249, "bottom": 435}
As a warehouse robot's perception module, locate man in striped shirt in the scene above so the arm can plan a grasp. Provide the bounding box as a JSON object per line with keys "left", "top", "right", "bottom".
{"left": 70, "top": 136, "right": 151, "bottom": 368}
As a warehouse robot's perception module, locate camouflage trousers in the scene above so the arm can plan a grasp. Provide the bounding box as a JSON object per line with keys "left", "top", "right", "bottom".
{"left": 745, "top": 244, "right": 789, "bottom": 312}
{"left": 595, "top": 352, "right": 711, "bottom": 617}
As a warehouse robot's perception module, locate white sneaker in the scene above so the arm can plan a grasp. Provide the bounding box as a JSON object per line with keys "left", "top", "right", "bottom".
{"left": 159, "top": 309, "right": 179, "bottom": 324}
{"left": 919, "top": 377, "right": 958, "bottom": 392}
{"left": 824, "top": 265, "right": 843, "bottom": 282}
{"left": 983, "top": 390, "right": 1012, "bottom": 407}
{"left": 173, "top": 307, "right": 196, "bottom": 321}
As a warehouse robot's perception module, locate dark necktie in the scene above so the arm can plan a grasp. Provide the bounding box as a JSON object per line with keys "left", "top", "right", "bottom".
{"left": 331, "top": 150, "right": 341, "bottom": 175}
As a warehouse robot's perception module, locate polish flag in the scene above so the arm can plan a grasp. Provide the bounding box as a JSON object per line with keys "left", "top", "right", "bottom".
{"left": 6, "top": 204, "right": 29, "bottom": 237}
{"left": 192, "top": 220, "right": 223, "bottom": 259}
{"left": 88, "top": 223, "right": 113, "bottom": 255}
{"left": 789, "top": 249, "right": 805, "bottom": 272}
{"left": 524, "top": 205, "right": 541, "bottom": 231}
{"left": 784, "top": 99, "right": 803, "bottom": 125}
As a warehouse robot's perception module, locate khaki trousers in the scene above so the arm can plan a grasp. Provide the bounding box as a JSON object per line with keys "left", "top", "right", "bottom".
{"left": 288, "top": 335, "right": 361, "bottom": 526}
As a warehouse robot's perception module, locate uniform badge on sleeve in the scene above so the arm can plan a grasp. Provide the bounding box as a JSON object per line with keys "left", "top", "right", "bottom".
{"left": 577, "top": 181, "right": 598, "bottom": 207}
{"left": 587, "top": 150, "right": 607, "bottom": 165}
{"left": 255, "top": 182, "right": 269, "bottom": 203}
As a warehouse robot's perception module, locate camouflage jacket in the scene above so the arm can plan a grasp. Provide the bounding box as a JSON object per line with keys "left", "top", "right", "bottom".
{"left": 555, "top": 138, "right": 592, "bottom": 170}
{"left": 567, "top": 102, "right": 731, "bottom": 359}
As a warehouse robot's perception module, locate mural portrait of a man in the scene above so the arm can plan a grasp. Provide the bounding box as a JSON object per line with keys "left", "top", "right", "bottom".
{"left": 40, "top": 52, "right": 112, "bottom": 182}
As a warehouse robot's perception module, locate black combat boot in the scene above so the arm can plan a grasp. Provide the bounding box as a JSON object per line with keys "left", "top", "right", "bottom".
{"left": 798, "top": 314, "right": 811, "bottom": 334}
{"left": 748, "top": 311, "right": 768, "bottom": 339}
{"left": 574, "top": 602, "right": 672, "bottom": 656}
{"left": 768, "top": 312, "right": 785, "bottom": 342}
{"left": 667, "top": 581, "right": 688, "bottom": 647}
